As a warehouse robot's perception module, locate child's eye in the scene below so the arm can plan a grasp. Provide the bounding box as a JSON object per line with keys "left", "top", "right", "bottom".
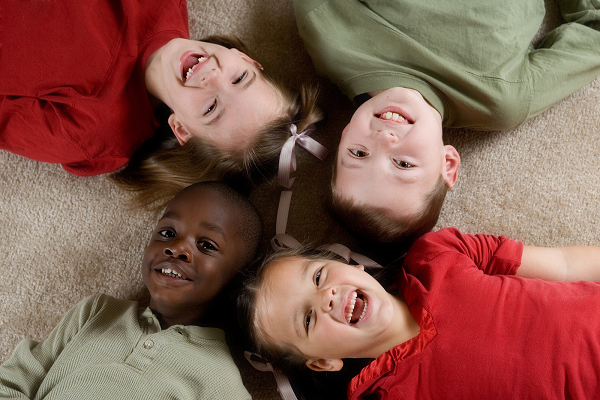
{"left": 305, "top": 310, "right": 313, "bottom": 333}
{"left": 158, "top": 229, "right": 175, "bottom": 238}
{"left": 314, "top": 268, "right": 322, "bottom": 286}
{"left": 233, "top": 71, "right": 247, "bottom": 84}
{"left": 393, "top": 159, "right": 414, "bottom": 169}
{"left": 197, "top": 240, "right": 216, "bottom": 251}
{"left": 205, "top": 100, "right": 217, "bottom": 115}
{"left": 349, "top": 148, "right": 369, "bottom": 158}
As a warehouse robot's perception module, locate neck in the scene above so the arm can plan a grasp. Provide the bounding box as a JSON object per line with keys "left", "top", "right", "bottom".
{"left": 381, "top": 293, "right": 420, "bottom": 353}
{"left": 144, "top": 44, "right": 168, "bottom": 106}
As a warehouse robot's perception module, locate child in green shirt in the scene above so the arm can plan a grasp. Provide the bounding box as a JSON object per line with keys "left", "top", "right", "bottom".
{"left": 0, "top": 181, "right": 262, "bottom": 399}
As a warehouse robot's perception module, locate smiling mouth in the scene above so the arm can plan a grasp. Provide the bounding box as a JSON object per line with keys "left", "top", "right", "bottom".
{"left": 158, "top": 268, "right": 191, "bottom": 281}
{"left": 375, "top": 111, "right": 409, "bottom": 123}
{"left": 345, "top": 291, "right": 368, "bottom": 324}
{"left": 182, "top": 55, "right": 208, "bottom": 82}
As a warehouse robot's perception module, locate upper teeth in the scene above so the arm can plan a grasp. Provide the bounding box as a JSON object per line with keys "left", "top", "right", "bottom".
{"left": 185, "top": 56, "right": 207, "bottom": 81}
{"left": 380, "top": 111, "right": 405, "bottom": 122}
{"left": 345, "top": 292, "right": 368, "bottom": 324}
{"left": 161, "top": 268, "right": 184, "bottom": 279}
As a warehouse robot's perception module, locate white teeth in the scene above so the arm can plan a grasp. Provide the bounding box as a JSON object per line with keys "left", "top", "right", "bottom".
{"left": 345, "top": 292, "right": 358, "bottom": 323}
{"left": 380, "top": 111, "right": 405, "bottom": 122}
{"left": 160, "top": 268, "right": 184, "bottom": 279}
{"left": 185, "top": 56, "right": 207, "bottom": 81}
{"left": 345, "top": 292, "right": 368, "bottom": 324}
{"left": 358, "top": 298, "right": 368, "bottom": 322}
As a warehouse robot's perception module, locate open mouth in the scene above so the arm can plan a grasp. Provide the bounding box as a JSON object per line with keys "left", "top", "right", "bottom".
{"left": 345, "top": 291, "right": 368, "bottom": 324}
{"left": 181, "top": 54, "right": 208, "bottom": 82}
{"left": 374, "top": 106, "right": 412, "bottom": 124}
{"left": 158, "top": 267, "right": 191, "bottom": 281}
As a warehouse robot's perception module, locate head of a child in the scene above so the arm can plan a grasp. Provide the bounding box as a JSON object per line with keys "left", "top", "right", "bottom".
{"left": 142, "top": 181, "right": 262, "bottom": 328}
{"left": 332, "top": 87, "right": 460, "bottom": 243}
{"left": 238, "top": 247, "right": 407, "bottom": 374}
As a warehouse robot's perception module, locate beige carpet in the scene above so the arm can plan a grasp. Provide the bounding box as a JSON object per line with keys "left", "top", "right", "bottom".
{"left": 1, "top": 0, "right": 599, "bottom": 399}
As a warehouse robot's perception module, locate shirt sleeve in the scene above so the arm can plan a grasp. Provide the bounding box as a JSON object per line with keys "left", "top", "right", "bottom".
{"left": 407, "top": 227, "right": 524, "bottom": 276}
{"left": 0, "top": 295, "right": 103, "bottom": 398}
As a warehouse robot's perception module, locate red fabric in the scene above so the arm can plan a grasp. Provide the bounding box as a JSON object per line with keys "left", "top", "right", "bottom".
{"left": 0, "top": 0, "right": 189, "bottom": 175}
{"left": 349, "top": 227, "right": 600, "bottom": 399}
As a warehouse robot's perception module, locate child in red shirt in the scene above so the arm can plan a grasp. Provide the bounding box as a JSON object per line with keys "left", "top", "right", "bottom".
{"left": 240, "top": 228, "right": 600, "bottom": 399}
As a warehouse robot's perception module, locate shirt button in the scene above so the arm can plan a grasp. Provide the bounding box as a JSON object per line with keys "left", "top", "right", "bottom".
{"left": 143, "top": 340, "right": 154, "bottom": 349}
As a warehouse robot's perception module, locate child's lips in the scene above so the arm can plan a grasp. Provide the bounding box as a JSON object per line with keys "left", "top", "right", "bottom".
{"left": 343, "top": 289, "right": 369, "bottom": 325}
{"left": 375, "top": 106, "right": 412, "bottom": 124}
{"left": 179, "top": 51, "right": 210, "bottom": 83}
{"left": 153, "top": 261, "right": 191, "bottom": 282}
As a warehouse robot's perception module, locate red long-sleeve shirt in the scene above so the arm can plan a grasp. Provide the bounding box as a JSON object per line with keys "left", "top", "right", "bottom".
{"left": 0, "top": 0, "right": 188, "bottom": 175}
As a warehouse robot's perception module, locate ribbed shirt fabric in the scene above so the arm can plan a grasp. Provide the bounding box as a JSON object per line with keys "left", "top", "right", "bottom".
{"left": 0, "top": 294, "right": 251, "bottom": 400}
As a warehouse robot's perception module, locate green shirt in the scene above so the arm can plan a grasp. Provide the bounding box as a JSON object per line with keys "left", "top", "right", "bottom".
{"left": 0, "top": 294, "right": 251, "bottom": 400}
{"left": 295, "top": 0, "right": 600, "bottom": 130}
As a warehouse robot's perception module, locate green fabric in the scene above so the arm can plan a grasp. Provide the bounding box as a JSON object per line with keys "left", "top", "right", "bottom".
{"left": 0, "top": 294, "right": 251, "bottom": 400}
{"left": 295, "top": 0, "right": 600, "bottom": 130}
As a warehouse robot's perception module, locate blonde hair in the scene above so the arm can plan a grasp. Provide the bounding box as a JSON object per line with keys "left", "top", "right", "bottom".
{"left": 110, "top": 36, "right": 323, "bottom": 211}
{"left": 237, "top": 247, "right": 343, "bottom": 373}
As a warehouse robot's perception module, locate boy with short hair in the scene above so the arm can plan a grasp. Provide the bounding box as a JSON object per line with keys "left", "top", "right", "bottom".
{"left": 0, "top": 181, "right": 262, "bottom": 399}
{"left": 293, "top": 0, "right": 600, "bottom": 243}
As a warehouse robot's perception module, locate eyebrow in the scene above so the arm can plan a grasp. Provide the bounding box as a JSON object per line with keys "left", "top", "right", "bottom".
{"left": 206, "top": 72, "right": 257, "bottom": 127}
{"left": 160, "top": 211, "right": 225, "bottom": 238}
{"left": 292, "top": 259, "right": 315, "bottom": 339}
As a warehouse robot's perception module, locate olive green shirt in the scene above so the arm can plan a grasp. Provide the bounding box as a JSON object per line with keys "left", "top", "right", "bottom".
{"left": 0, "top": 294, "right": 251, "bottom": 399}
{"left": 295, "top": 0, "right": 600, "bottom": 130}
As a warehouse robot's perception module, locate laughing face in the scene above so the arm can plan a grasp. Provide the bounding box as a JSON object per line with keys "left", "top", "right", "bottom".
{"left": 255, "top": 256, "right": 414, "bottom": 371}
{"left": 334, "top": 87, "right": 459, "bottom": 221}
{"left": 142, "top": 184, "right": 246, "bottom": 327}
{"left": 145, "top": 39, "right": 283, "bottom": 153}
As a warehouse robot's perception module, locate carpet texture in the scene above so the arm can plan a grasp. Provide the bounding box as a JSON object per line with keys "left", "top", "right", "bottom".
{"left": 1, "top": 0, "right": 599, "bottom": 399}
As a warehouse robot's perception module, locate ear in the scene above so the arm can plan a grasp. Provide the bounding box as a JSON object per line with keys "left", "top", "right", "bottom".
{"left": 305, "top": 358, "right": 344, "bottom": 372}
{"left": 442, "top": 145, "right": 460, "bottom": 188}
{"left": 168, "top": 114, "right": 192, "bottom": 146}
{"left": 230, "top": 48, "right": 263, "bottom": 70}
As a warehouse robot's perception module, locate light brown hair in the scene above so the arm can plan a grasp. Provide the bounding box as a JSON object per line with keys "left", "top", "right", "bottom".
{"left": 111, "top": 36, "right": 323, "bottom": 211}
{"left": 331, "top": 173, "right": 448, "bottom": 244}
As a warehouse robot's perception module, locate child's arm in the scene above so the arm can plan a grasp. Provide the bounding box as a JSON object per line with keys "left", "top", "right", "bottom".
{"left": 0, "top": 294, "right": 102, "bottom": 399}
{"left": 518, "top": 246, "right": 600, "bottom": 282}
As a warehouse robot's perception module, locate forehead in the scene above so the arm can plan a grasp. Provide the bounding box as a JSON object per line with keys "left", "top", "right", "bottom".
{"left": 164, "top": 187, "right": 238, "bottom": 230}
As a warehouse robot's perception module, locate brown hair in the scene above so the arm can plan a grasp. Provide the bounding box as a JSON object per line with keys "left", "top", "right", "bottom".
{"left": 237, "top": 247, "right": 343, "bottom": 373}
{"left": 110, "top": 35, "right": 323, "bottom": 211}
{"left": 331, "top": 173, "right": 448, "bottom": 244}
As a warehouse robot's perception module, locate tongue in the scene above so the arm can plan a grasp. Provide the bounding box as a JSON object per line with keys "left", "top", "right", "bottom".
{"left": 182, "top": 55, "right": 200, "bottom": 76}
{"left": 350, "top": 296, "right": 365, "bottom": 323}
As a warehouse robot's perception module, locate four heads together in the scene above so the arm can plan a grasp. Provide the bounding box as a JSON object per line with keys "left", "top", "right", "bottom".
{"left": 143, "top": 37, "right": 456, "bottom": 245}
{"left": 143, "top": 31, "right": 461, "bottom": 383}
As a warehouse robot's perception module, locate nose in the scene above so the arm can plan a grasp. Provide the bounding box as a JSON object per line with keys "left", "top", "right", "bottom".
{"left": 164, "top": 239, "right": 191, "bottom": 261}
{"left": 373, "top": 129, "right": 399, "bottom": 143}
{"left": 199, "top": 68, "right": 220, "bottom": 88}
{"left": 320, "top": 287, "right": 337, "bottom": 313}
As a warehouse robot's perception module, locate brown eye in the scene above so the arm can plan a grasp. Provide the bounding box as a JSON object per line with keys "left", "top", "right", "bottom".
{"left": 197, "top": 240, "right": 216, "bottom": 251}
{"left": 394, "top": 160, "right": 414, "bottom": 168}
{"left": 234, "top": 71, "right": 247, "bottom": 84}
{"left": 158, "top": 229, "right": 175, "bottom": 238}
{"left": 349, "top": 149, "right": 369, "bottom": 157}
